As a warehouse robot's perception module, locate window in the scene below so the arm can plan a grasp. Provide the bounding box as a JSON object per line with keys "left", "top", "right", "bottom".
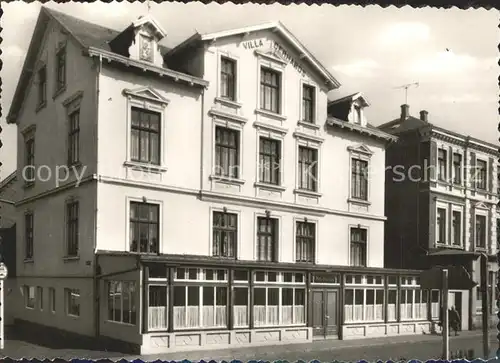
{"left": 65, "top": 288, "right": 80, "bottom": 317}
{"left": 25, "top": 212, "right": 34, "bottom": 260}
{"left": 256, "top": 216, "right": 278, "bottom": 262}
{"left": 212, "top": 211, "right": 237, "bottom": 258}
{"left": 130, "top": 108, "right": 161, "bottom": 165}
{"left": 298, "top": 146, "right": 318, "bottom": 192}
{"left": 351, "top": 159, "right": 368, "bottom": 200}
{"left": 295, "top": 221, "right": 315, "bottom": 263}
{"left": 24, "top": 286, "right": 35, "bottom": 309}
{"left": 37, "top": 66, "right": 46, "bottom": 107}
{"left": 350, "top": 227, "right": 367, "bottom": 267}
{"left": 220, "top": 57, "right": 236, "bottom": 101}
{"left": 387, "top": 289, "right": 398, "bottom": 321}
{"left": 476, "top": 160, "right": 487, "bottom": 190}
{"left": 437, "top": 208, "right": 447, "bottom": 244}
{"left": 49, "top": 288, "right": 56, "bottom": 313}
{"left": 475, "top": 215, "right": 486, "bottom": 249}
{"left": 37, "top": 286, "right": 43, "bottom": 310}
{"left": 453, "top": 153, "right": 462, "bottom": 184}
{"left": 344, "top": 276, "right": 384, "bottom": 322}
{"left": 302, "top": 84, "right": 315, "bottom": 122}
{"left": 66, "top": 201, "right": 79, "bottom": 257}
{"left": 259, "top": 137, "right": 281, "bottom": 185}
{"left": 24, "top": 138, "right": 35, "bottom": 184}
{"left": 107, "top": 281, "right": 137, "bottom": 325}
{"left": 215, "top": 126, "right": 239, "bottom": 178}
{"left": 430, "top": 290, "right": 440, "bottom": 319}
{"left": 452, "top": 211, "right": 462, "bottom": 246}
{"left": 148, "top": 285, "right": 168, "bottom": 330}
{"left": 437, "top": 149, "right": 447, "bottom": 182}
{"left": 400, "top": 289, "right": 428, "bottom": 320}
{"left": 129, "top": 202, "right": 159, "bottom": 254}
{"left": 68, "top": 110, "right": 80, "bottom": 165}
{"left": 354, "top": 105, "right": 362, "bottom": 124}
{"left": 55, "top": 45, "right": 66, "bottom": 91}
{"left": 260, "top": 67, "right": 281, "bottom": 113}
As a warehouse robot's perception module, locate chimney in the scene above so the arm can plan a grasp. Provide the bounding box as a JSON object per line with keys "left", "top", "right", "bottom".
{"left": 400, "top": 104, "right": 410, "bottom": 120}
{"left": 420, "top": 110, "right": 429, "bottom": 122}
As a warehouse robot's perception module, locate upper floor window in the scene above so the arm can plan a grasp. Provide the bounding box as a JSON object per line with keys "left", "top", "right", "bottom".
{"left": 475, "top": 214, "right": 486, "bottom": 249}
{"left": 259, "top": 137, "right": 281, "bottom": 185}
{"left": 453, "top": 153, "right": 462, "bottom": 184}
{"left": 66, "top": 200, "right": 79, "bottom": 257}
{"left": 24, "top": 138, "right": 35, "bottom": 185}
{"left": 68, "top": 110, "right": 80, "bottom": 166}
{"left": 131, "top": 107, "right": 161, "bottom": 165}
{"left": 215, "top": 126, "right": 239, "bottom": 179}
{"left": 260, "top": 67, "right": 281, "bottom": 113}
{"left": 296, "top": 221, "right": 315, "bottom": 263}
{"left": 452, "top": 210, "right": 462, "bottom": 246}
{"left": 37, "top": 66, "right": 47, "bottom": 107}
{"left": 476, "top": 159, "right": 487, "bottom": 190}
{"left": 298, "top": 146, "right": 318, "bottom": 192}
{"left": 437, "top": 208, "right": 446, "bottom": 244}
{"left": 350, "top": 227, "right": 367, "bottom": 267}
{"left": 220, "top": 57, "right": 236, "bottom": 101}
{"left": 55, "top": 45, "right": 66, "bottom": 92}
{"left": 212, "top": 211, "right": 237, "bottom": 258}
{"left": 353, "top": 105, "right": 362, "bottom": 124}
{"left": 25, "top": 212, "right": 34, "bottom": 260}
{"left": 351, "top": 158, "right": 368, "bottom": 201}
{"left": 302, "top": 84, "right": 315, "bottom": 123}
{"left": 256, "top": 216, "right": 278, "bottom": 262}
{"left": 130, "top": 202, "right": 159, "bottom": 254}
{"left": 139, "top": 35, "right": 154, "bottom": 62}
{"left": 437, "top": 149, "right": 447, "bottom": 182}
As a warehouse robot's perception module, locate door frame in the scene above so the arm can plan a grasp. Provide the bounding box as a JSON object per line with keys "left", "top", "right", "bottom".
{"left": 311, "top": 288, "right": 340, "bottom": 339}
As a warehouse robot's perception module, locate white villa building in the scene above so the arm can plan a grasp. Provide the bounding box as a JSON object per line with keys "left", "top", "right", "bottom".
{"left": 7, "top": 7, "right": 439, "bottom": 354}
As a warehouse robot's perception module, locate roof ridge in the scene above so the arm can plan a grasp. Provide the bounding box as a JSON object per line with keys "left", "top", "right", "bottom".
{"left": 43, "top": 6, "right": 121, "bottom": 34}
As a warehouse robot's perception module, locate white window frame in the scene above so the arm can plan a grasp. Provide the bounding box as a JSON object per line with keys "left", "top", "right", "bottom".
{"left": 123, "top": 87, "right": 169, "bottom": 172}
{"left": 63, "top": 196, "right": 80, "bottom": 259}
{"left": 216, "top": 50, "right": 241, "bottom": 107}
{"left": 125, "top": 196, "right": 163, "bottom": 254}
{"left": 475, "top": 157, "right": 488, "bottom": 191}
{"left": 452, "top": 151, "right": 464, "bottom": 186}
{"left": 210, "top": 118, "right": 245, "bottom": 185}
{"left": 347, "top": 145, "right": 373, "bottom": 204}
{"left": 253, "top": 212, "right": 282, "bottom": 262}
{"left": 294, "top": 135, "right": 323, "bottom": 197}
{"left": 37, "top": 286, "right": 43, "bottom": 311}
{"left": 451, "top": 206, "right": 464, "bottom": 247}
{"left": 435, "top": 203, "right": 448, "bottom": 245}
{"left": 293, "top": 217, "right": 318, "bottom": 264}
{"left": 65, "top": 288, "right": 80, "bottom": 317}
{"left": 255, "top": 126, "right": 286, "bottom": 191}
{"left": 344, "top": 275, "right": 384, "bottom": 323}
{"left": 474, "top": 210, "right": 488, "bottom": 250}
{"left": 299, "top": 79, "right": 318, "bottom": 126}
{"left": 348, "top": 224, "right": 369, "bottom": 267}
{"left": 209, "top": 206, "right": 241, "bottom": 259}
{"left": 49, "top": 287, "right": 56, "bottom": 313}
{"left": 255, "top": 56, "right": 287, "bottom": 121}
{"left": 107, "top": 280, "right": 137, "bottom": 325}
{"left": 25, "top": 285, "right": 35, "bottom": 309}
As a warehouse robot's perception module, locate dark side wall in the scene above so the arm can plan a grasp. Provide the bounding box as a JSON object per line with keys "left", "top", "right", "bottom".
{"left": 0, "top": 224, "right": 16, "bottom": 277}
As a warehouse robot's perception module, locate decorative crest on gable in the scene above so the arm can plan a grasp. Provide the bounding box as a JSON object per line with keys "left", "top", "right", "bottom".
{"left": 254, "top": 48, "right": 287, "bottom": 66}
{"left": 122, "top": 87, "right": 170, "bottom": 105}
{"left": 347, "top": 144, "right": 374, "bottom": 156}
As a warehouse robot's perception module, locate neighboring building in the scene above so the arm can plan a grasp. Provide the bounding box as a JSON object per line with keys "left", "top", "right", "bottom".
{"left": 7, "top": 7, "right": 437, "bottom": 354}
{"left": 379, "top": 104, "right": 499, "bottom": 330}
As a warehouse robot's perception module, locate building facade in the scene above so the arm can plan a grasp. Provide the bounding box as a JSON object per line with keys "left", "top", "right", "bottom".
{"left": 379, "top": 104, "right": 499, "bottom": 331}
{"left": 8, "top": 7, "right": 440, "bottom": 354}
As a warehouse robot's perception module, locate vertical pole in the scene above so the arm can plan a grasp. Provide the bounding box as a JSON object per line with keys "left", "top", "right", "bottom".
{"left": 1, "top": 279, "right": 4, "bottom": 350}
{"left": 481, "top": 254, "right": 490, "bottom": 358}
{"left": 442, "top": 269, "right": 449, "bottom": 360}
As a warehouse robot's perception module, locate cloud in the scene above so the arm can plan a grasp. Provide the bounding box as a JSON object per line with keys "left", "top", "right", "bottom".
{"left": 376, "top": 22, "right": 431, "bottom": 46}
{"left": 409, "top": 51, "right": 486, "bottom": 74}
{"left": 332, "top": 59, "right": 380, "bottom": 78}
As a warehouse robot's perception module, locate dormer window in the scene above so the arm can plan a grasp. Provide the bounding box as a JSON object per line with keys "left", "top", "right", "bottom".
{"left": 354, "top": 105, "right": 362, "bottom": 124}
{"left": 139, "top": 35, "right": 154, "bottom": 62}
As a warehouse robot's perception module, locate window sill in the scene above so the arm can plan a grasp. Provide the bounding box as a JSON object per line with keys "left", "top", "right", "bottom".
{"left": 214, "top": 97, "right": 242, "bottom": 109}
{"left": 124, "top": 161, "right": 168, "bottom": 173}
{"left": 63, "top": 256, "right": 80, "bottom": 262}
{"left": 348, "top": 198, "right": 371, "bottom": 206}
{"left": 297, "top": 120, "right": 320, "bottom": 130}
{"left": 23, "top": 182, "right": 35, "bottom": 190}
{"left": 209, "top": 174, "right": 245, "bottom": 186}
{"left": 294, "top": 188, "right": 322, "bottom": 198}
{"left": 35, "top": 101, "right": 47, "bottom": 113}
{"left": 105, "top": 319, "right": 136, "bottom": 327}
{"left": 24, "top": 258, "right": 34, "bottom": 264}
{"left": 435, "top": 244, "right": 464, "bottom": 250}
{"left": 53, "top": 85, "right": 67, "bottom": 100}
{"left": 66, "top": 314, "right": 80, "bottom": 319}
{"left": 255, "top": 108, "right": 287, "bottom": 121}
{"left": 254, "top": 182, "right": 286, "bottom": 192}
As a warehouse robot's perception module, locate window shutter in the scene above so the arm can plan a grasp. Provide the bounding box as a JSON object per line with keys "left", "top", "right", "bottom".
{"left": 488, "top": 157, "right": 494, "bottom": 193}
{"left": 429, "top": 141, "right": 437, "bottom": 181}
{"left": 470, "top": 152, "right": 476, "bottom": 189}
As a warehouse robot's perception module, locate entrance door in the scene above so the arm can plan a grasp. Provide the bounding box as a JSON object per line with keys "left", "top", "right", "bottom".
{"left": 312, "top": 289, "right": 339, "bottom": 338}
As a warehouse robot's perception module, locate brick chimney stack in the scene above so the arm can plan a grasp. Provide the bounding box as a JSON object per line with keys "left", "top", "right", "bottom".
{"left": 400, "top": 104, "right": 410, "bottom": 120}
{"left": 420, "top": 110, "right": 429, "bottom": 122}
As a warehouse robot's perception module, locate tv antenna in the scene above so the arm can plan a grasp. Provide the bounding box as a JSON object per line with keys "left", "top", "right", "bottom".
{"left": 394, "top": 82, "right": 419, "bottom": 104}
{"left": 146, "top": 0, "right": 151, "bottom": 13}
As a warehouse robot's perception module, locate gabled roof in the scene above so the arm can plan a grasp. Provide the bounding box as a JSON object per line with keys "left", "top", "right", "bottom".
{"left": 166, "top": 21, "right": 341, "bottom": 90}
{"left": 326, "top": 117, "right": 397, "bottom": 143}
{"left": 7, "top": 7, "right": 198, "bottom": 124}
{"left": 0, "top": 172, "right": 16, "bottom": 192}
{"left": 327, "top": 92, "right": 370, "bottom": 122}
{"left": 132, "top": 14, "right": 167, "bottom": 39}
{"left": 328, "top": 92, "right": 370, "bottom": 107}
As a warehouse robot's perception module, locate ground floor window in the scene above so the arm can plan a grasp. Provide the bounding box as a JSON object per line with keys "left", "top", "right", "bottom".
{"left": 49, "top": 287, "right": 56, "bottom": 313}
{"left": 387, "top": 289, "right": 398, "bottom": 321}
{"left": 430, "top": 290, "right": 440, "bottom": 319}
{"left": 65, "top": 288, "right": 80, "bottom": 317}
{"left": 107, "top": 281, "right": 137, "bottom": 325}
{"left": 149, "top": 285, "right": 167, "bottom": 330}
{"left": 24, "top": 286, "right": 35, "bottom": 309}
{"left": 344, "top": 288, "right": 384, "bottom": 322}
{"left": 233, "top": 287, "right": 249, "bottom": 327}
{"left": 400, "top": 288, "right": 428, "bottom": 320}
{"left": 253, "top": 286, "right": 305, "bottom": 326}
{"left": 37, "top": 286, "right": 43, "bottom": 310}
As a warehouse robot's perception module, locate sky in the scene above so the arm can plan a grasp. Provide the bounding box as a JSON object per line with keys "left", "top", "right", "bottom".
{"left": 0, "top": 2, "right": 498, "bottom": 178}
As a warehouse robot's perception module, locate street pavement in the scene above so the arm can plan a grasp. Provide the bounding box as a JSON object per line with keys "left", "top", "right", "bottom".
{"left": 0, "top": 326, "right": 498, "bottom": 361}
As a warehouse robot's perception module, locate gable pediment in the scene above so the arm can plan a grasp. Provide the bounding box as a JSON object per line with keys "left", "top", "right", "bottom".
{"left": 474, "top": 202, "right": 489, "bottom": 210}
{"left": 254, "top": 48, "right": 288, "bottom": 66}
{"left": 122, "top": 87, "right": 170, "bottom": 105}
{"left": 347, "top": 144, "right": 374, "bottom": 156}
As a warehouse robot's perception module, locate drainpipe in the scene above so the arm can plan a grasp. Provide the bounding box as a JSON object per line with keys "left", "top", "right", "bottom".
{"left": 199, "top": 87, "right": 205, "bottom": 194}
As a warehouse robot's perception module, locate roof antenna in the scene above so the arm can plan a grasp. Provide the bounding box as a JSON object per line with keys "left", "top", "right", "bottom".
{"left": 146, "top": 0, "right": 151, "bottom": 14}
{"left": 394, "top": 82, "right": 419, "bottom": 105}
